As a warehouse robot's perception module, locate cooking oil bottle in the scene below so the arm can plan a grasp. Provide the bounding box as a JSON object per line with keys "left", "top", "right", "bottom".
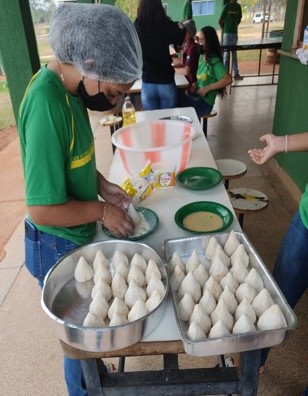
{"left": 122, "top": 96, "right": 136, "bottom": 126}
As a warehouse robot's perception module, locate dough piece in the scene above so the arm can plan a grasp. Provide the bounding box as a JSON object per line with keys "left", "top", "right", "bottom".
{"left": 219, "top": 285, "right": 238, "bottom": 314}
{"left": 109, "top": 312, "right": 128, "bottom": 327}
{"left": 211, "top": 299, "right": 233, "bottom": 331}
{"left": 178, "top": 272, "right": 201, "bottom": 303}
{"left": 189, "top": 304, "right": 212, "bottom": 334}
{"left": 231, "top": 259, "right": 249, "bottom": 284}
{"left": 185, "top": 250, "right": 200, "bottom": 273}
{"left": 92, "top": 250, "right": 109, "bottom": 272}
{"left": 91, "top": 278, "right": 112, "bottom": 301}
{"left": 193, "top": 264, "right": 209, "bottom": 287}
{"left": 127, "top": 203, "right": 142, "bottom": 225}
{"left": 131, "top": 253, "right": 147, "bottom": 273}
{"left": 252, "top": 288, "right": 274, "bottom": 317}
{"left": 128, "top": 299, "right": 148, "bottom": 321}
{"left": 212, "top": 245, "right": 231, "bottom": 267}
{"left": 235, "top": 298, "right": 257, "bottom": 323}
{"left": 208, "top": 319, "right": 230, "bottom": 339}
{"left": 145, "top": 290, "right": 162, "bottom": 312}
{"left": 114, "top": 260, "right": 129, "bottom": 280}
{"left": 203, "top": 276, "right": 222, "bottom": 301}
{"left": 125, "top": 280, "right": 147, "bottom": 308}
{"left": 94, "top": 263, "right": 112, "bottom": 285}
{"left": 171, "top": 264, "right": 186, "bottom": 292}
{"left": 74, "top": 256, "right": 93, "bottom": 283}
{"left": 113, "top": 250, "right": 129, "bottom": 267}
{"left": 199, "top": 289, "right": 217, "bottom": 315}
{"left": 89, "top": 290, "right": 109, "bottom": 319}
{"left": 83, "top": 312, "right": 105, "bottom": 328}
{"left": 233, "top": 314, "right": 256, "bottom": 334}
{"left": 220, "top": 272, "right": 239, "bottom": 293}
{"left": 224, "top": 230, "right": 240, "bottom": 256}
{"left": 257, "top": 304, "right": 287, "bottom": 331}
{"left": 205, "top": 237, "right": 220, "bottom": 260}
{"left": 236, "top": 283, "right": 257, "bottom": 304}
{"left": 111, "top": 273, "right": 128, "bottom": 300}
{"left": 244, "top": 268, "right": 264, "bottom": 293}
{"left": 75, "top": 281, "right": 92, "bottom": 299}
{"left": 209, "top": 256, "right": 228, "bottom": 282}
{"left": 177, "top": 293, "right": 195, "bottom": 321}
{"left": 127, "top": 265, "right": 145, "bottom": 287}
{"left": 133, "top": 213, "right": 151, "bottom": 237}
{"left": 145, "top": 259, "right": 161, "bottom": 284}
{"left": 169, "top": 252, "right": 185, "bottom": 273}
{"left": 108, "top": 297, "right": 129, "bottom": 320}
{"left": 146, "top": 274, "right": 165, "bottom": 298}
{"left": 187, "top": 322, "right": 206, "bottom": 341}
{"left": 230, "top": 244, "right": 249, "bottom": 267}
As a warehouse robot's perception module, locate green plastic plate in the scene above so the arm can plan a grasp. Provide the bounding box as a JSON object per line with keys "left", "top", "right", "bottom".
{"left": 174, "top": 201, "right": 233, "bottom": 234}
{"left": 102, "top": 207, "right": 159, "bottom": 241}
{"left": 176, "top": 167, "right": 223, "bottom": 190}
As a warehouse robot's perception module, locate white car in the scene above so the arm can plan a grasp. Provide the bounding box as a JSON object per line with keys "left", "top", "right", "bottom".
{"left": 252, "top": 12, "right": 273, "bottom": 23}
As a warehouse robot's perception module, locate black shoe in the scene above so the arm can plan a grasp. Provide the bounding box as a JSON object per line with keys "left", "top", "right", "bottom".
{"left": 234, "top": 74, "right": 244, "bottom": 81}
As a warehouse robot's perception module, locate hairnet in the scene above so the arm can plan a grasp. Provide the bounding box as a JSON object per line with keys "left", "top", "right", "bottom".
{"left": 183, "top": 19, "right": 196, "bottom": 38}
{"left": 49, "top": 3, "right": 142, "bottom": 84}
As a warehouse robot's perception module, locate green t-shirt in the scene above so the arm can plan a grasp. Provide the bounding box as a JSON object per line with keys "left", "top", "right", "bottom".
{"left": 299, "top": 185, "right": 308, "bottom": 228}
{"left": 220, "top": 2, "right": 242, "bottom": 34}
{"left": 18, "top": 66, "right": 98, "bottom": 245}
{"left": 183, "top": 0, "right": 193, "bottom": 21}
{"left": 196, "top": 55, "right": 228, "bottom": 106}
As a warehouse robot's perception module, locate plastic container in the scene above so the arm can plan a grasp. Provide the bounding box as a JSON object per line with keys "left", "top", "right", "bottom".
{"left": 122, "top": 96, "right": 136, "bottom": 126}
{"left": 111, "top": 120, "right": 194, "bottom": 175}
{"left": 303, "top": 26, "right": 308, "bottom": 49}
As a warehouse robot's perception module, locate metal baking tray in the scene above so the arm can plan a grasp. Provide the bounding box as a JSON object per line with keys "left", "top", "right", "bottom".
{"left": 41, "top": 240, "right": 169, "bottom": 352}
{"left": 164, "top": 232, "right": 297, "bottom": 356}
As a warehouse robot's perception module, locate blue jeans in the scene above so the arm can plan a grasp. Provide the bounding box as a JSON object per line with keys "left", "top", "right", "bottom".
{"left": 141, "top": 81, "right": 178, "bottom": 110}
{"left": 24, "top": 219, "right": 88, "bottom": 396}
{"left": 260, "top": 211, "right": 308, "bottom": 367}
{"left": 223, "top": 33, "right": 239, "bottom": 75}
{"left": 183, "top": 93, "right": 213, "bottom": 118}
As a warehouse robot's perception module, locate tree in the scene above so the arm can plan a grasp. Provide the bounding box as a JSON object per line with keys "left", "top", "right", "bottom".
{"left": 114, "top": 0, "right": 138, "bottom": 21}
{"left": 29, "top": 0, "right": 56, "bottom": 24}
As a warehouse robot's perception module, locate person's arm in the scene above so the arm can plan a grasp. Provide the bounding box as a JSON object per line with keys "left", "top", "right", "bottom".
{"left": 174, "top": 64, "right": 191, "bottom": 76}
{"left": 248, "top": 132, "right": 308, "bottom": 165}
{"left": 197, "top": 72, "right": 232, "bottom": 97}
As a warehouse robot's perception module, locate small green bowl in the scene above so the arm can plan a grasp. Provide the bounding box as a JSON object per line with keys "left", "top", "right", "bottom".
{"left": 176, "top": 167, "right": 222, "bottom": 190}
{"left": 175, "top": 201, "right": 233, "bottom": 234}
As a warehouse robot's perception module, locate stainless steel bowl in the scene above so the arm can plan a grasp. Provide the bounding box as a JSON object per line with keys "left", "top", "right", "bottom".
{"left": 41, "top": 240, "right": 169, "bottom": 352}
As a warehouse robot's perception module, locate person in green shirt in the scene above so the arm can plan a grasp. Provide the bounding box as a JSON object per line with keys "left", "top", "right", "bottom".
{"left": 219, "top": 0, "right": 243, "bottom": 80}
{"left": 183, "top": 26, "right": 231, "bottom": 123}
{"left": 248, "top": 132, "right": 308, "bottom": 373}
{"left": 183, "top": 0, "right": 193, "bottom": 21}
{"left": 18, "top": 3, "right": 142, "bottom": 396}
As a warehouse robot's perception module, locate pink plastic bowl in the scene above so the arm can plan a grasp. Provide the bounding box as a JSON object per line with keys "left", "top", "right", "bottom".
{"left": 111, "top": 120, "right": 194, "bottom": 175}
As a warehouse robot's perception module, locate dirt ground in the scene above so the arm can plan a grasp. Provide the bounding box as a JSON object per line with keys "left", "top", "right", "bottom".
{"left": 0, "top": 127, "right": 18, "bottom": 152}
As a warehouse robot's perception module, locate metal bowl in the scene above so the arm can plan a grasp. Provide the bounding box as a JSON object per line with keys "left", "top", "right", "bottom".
{"left": 41, "top": 240, "right": 169, "bottom": 352}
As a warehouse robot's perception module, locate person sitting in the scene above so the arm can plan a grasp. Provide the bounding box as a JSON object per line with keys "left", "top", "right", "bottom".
{"left": 183, "top": 26, "right": 232, "bottom": 119}
{"left": 173, "top": 19, "right": 199, "bottom": 95}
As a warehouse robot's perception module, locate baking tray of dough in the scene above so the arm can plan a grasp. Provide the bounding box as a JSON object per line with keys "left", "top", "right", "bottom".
{"left": 41, "top": 240, "right": 169, "bottom": 352}
{"left": 163, "top": 232, "right": 297, "bottom": 356}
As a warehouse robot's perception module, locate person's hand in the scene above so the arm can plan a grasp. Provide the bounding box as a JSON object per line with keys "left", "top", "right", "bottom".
{"left": 103, "top": 203, "right": 134, "bottom": 238}
{"left": 98, "top": 177, "right": 131, "bottom": 209}
{"left": 248, "top": 134, "right": 283, "bottom": 165}
{"left": 190, "top": 82, "right": 197, "bottom": 94}
{"left": 197, "top": 85, "right": 211, "bottom": 97}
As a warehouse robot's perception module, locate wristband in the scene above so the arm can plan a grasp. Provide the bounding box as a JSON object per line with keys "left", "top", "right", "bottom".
{"left": 285, "top": 135, "right": 288, "bottom": 153}
{"left": 101, "top": 204, "right": 107, "bottom": 225}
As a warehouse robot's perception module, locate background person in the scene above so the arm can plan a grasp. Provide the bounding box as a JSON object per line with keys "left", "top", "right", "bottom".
{"left": 134, "top": 0, "right": 186, "bottom": 110}
{"left": 173, "top": 19, "right": 199, "bottom": 95}
{"left": 219, "top": 0, "right": 243, "bottom": 80}
{"left": 183, "top": 26, "right": 232, "bottom": 120}
{"left": 248, "top": 133, "right": 308, "bottom": 375}
{"left": 18, "top": 3, "right": 142, "bottom": 395}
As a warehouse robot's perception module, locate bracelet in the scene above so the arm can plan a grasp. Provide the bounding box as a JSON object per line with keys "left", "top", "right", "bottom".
{"left": 101, "top": 204, "right": 107, "bottom": 225}
{"left": 285, "top": 134, "right": 288, "bottom": 153}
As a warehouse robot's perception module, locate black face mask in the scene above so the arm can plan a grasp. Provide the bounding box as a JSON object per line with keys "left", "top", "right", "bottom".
{"left": 77, "top": 79, "right": 114, "bottom": 111}
{"left": 198, "top": 44, "right": 205, "bottom": 55}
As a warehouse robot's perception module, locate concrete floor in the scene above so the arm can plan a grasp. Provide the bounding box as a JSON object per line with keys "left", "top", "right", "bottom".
{"left": 0, "top": 77, "right": 307, "bottom": 395}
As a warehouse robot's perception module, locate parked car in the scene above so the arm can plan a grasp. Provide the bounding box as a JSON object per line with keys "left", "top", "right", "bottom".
{"left": 252, "top": 12, "right": 273, "bottom": 23}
